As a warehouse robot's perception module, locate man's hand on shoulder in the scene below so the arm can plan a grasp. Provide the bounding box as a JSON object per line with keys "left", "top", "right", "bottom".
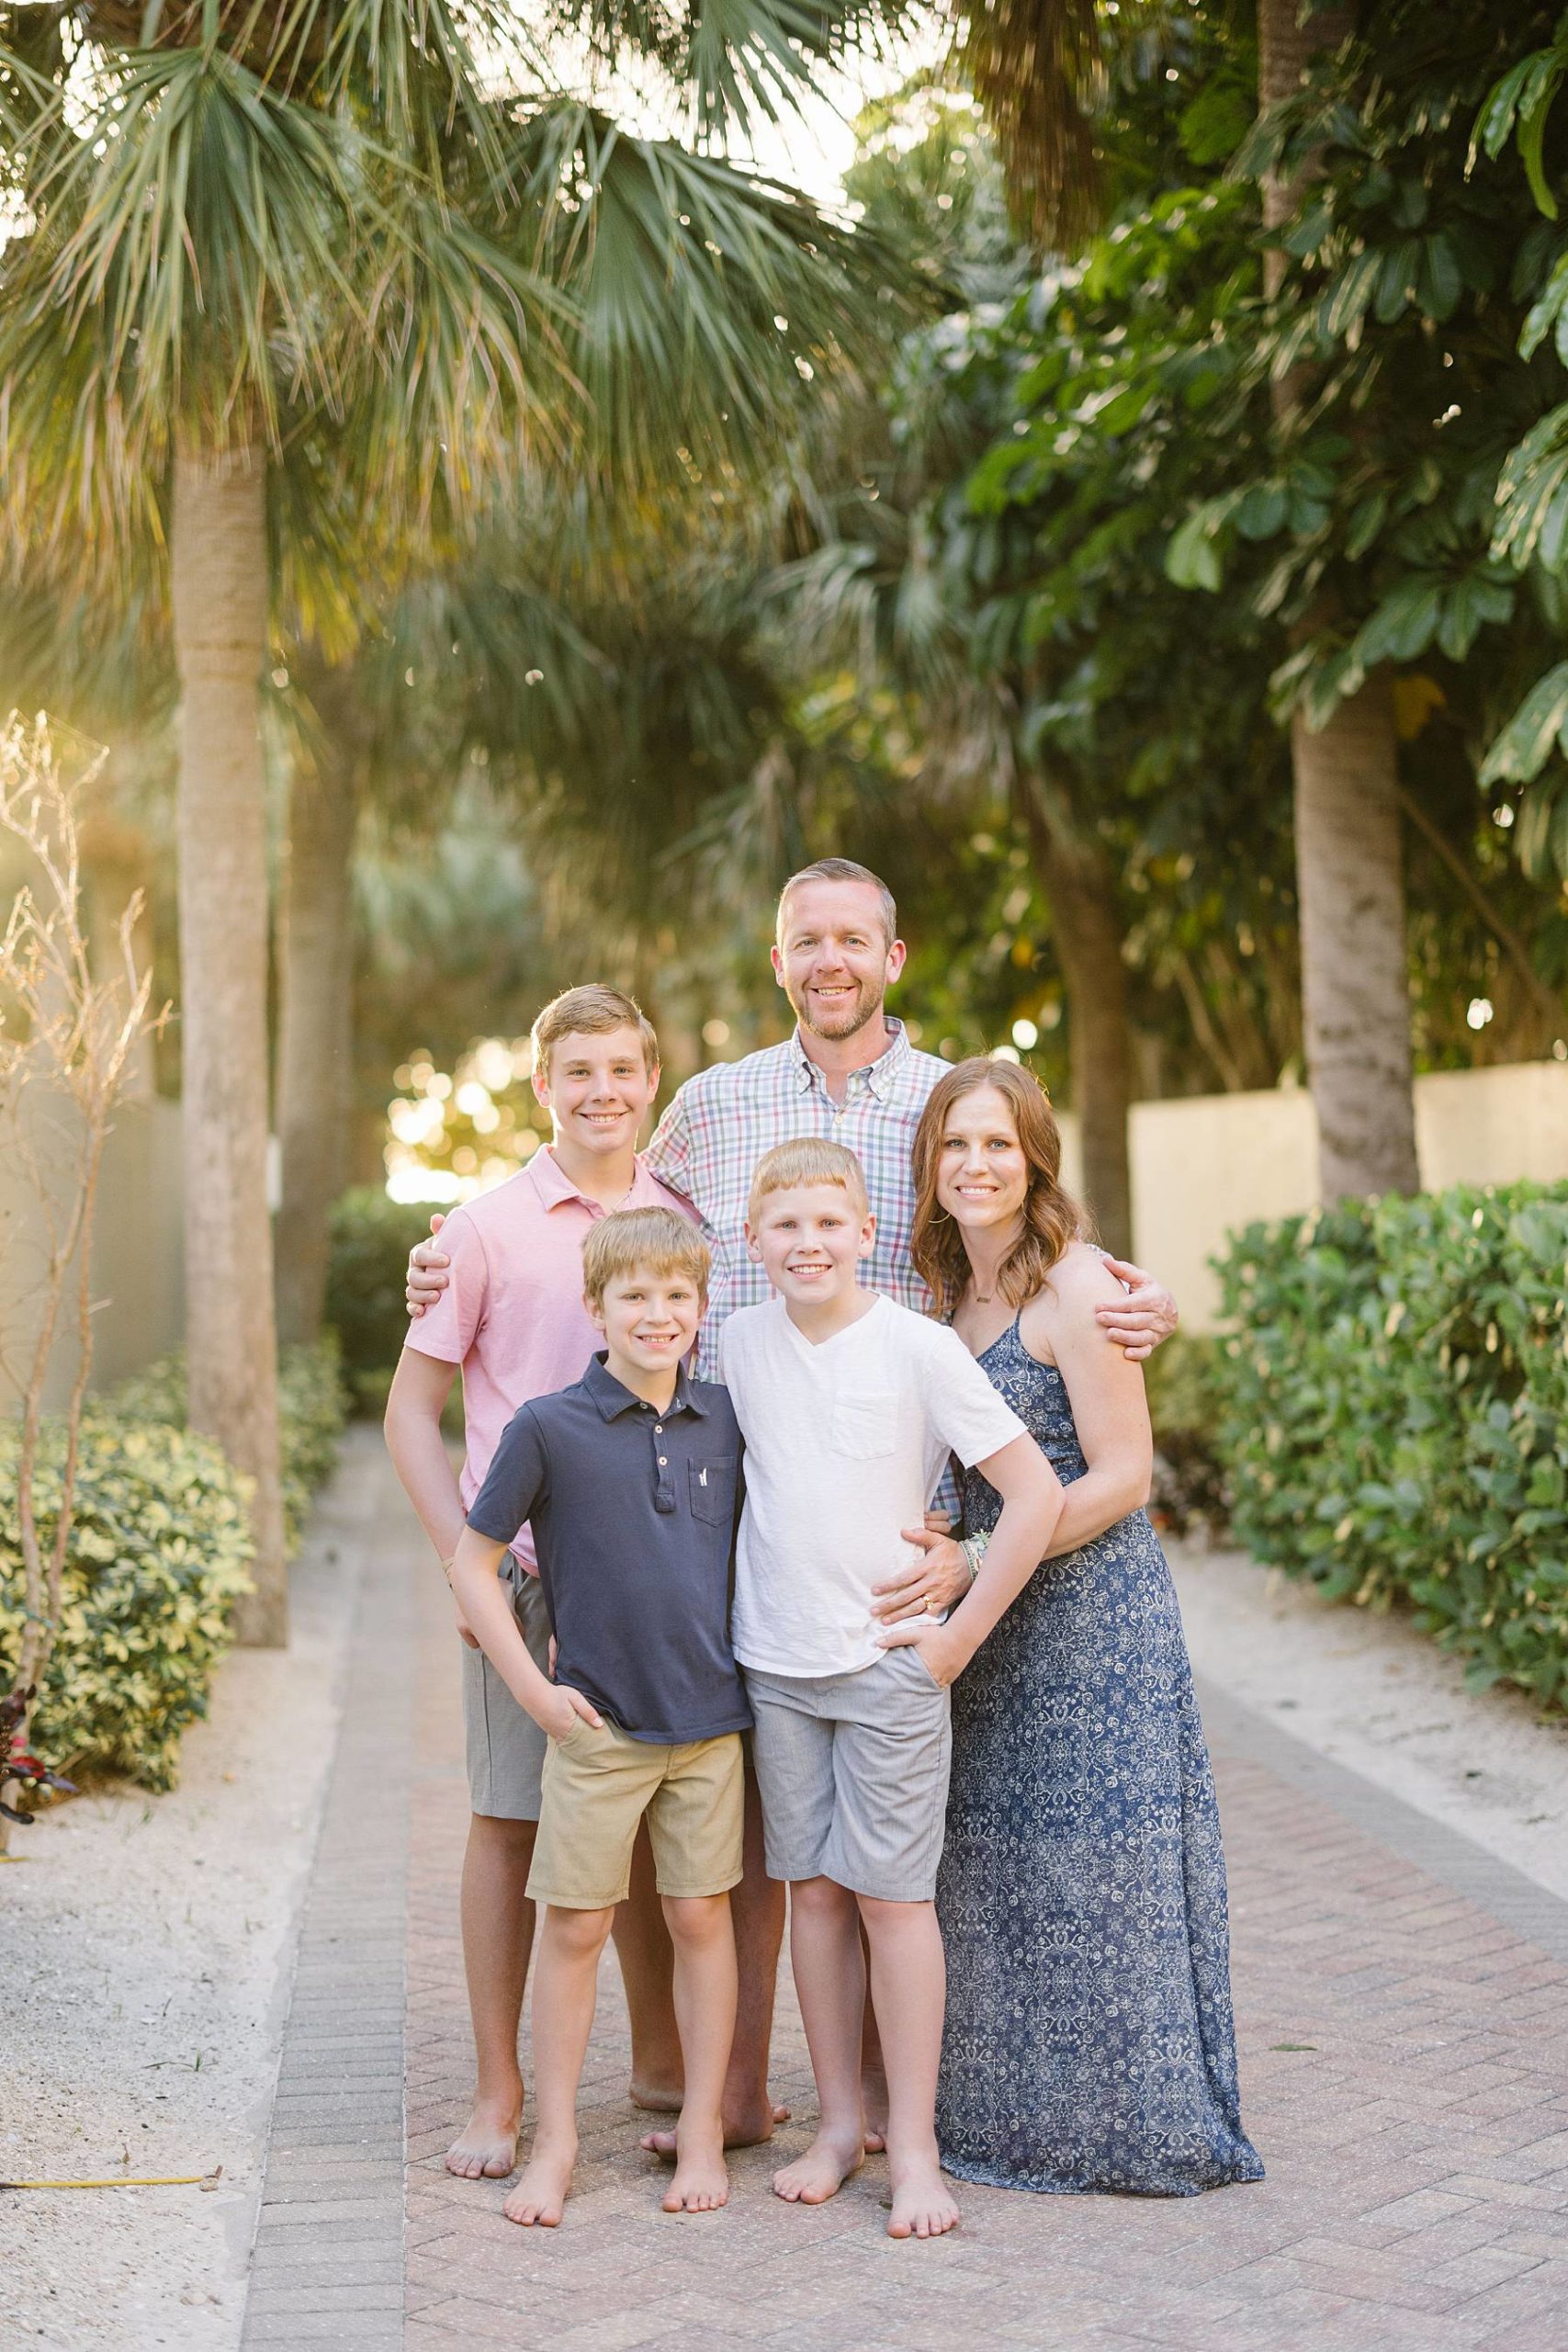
{"left": 1095, "top": 1256, "right": 1179, "bottom": 1363}
{"left": 407, "top": 1212, "right": 451, "bottom": 1319}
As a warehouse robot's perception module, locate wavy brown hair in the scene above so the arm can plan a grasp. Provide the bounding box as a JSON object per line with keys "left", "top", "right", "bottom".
{"left": 911, "top": 1058, "right": 1088, "bottom": 1318}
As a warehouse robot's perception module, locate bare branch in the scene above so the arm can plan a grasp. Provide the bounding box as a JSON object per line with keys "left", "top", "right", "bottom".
{"left": 0, "top": 711, "right": 168, "bottom": 1843}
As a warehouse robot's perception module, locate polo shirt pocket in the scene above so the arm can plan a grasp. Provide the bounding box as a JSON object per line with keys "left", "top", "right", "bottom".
{"left": 830, "top": 1396, "right": 897, "bottom": 1458}
{"left": 689, "top": 1455, "right": 738, "bottom": 1524}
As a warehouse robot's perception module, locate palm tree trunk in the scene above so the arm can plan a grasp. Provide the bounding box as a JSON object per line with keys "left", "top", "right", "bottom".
{"left": 275, "top": 710, "right": 359, "bottom": 1346}
{"left": 1018, "top": 776, "right": 1134, "bottom": 1255}
{"left": 1258, "top": 0, "right": 1419, "bottom": 1202}
{"left": 1292, "top": 673, "right": 1418, "bottom": 1195}
{"left": 171, "top": 432, "right": 288, "bottom": 1646}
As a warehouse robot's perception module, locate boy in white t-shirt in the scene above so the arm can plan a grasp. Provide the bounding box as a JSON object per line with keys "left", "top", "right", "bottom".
{"left": 717, "top": 1138, "right": 1065, "bottom": 2240}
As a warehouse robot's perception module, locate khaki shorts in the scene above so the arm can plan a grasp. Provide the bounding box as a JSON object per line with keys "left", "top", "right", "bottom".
{"left": 462, "top": 1563, "right": 552, "bottom": 1822}
{"left": 528, "top": 1721, "right": 745, "bottom": 1911}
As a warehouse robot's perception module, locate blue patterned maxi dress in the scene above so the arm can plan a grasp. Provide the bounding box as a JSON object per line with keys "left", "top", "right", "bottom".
{"left": 936, "top": 1318, "right": 1264, "bottom": 2196}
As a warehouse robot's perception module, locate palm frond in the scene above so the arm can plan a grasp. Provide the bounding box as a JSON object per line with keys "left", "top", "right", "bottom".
{"left": 0, "top": 40, "right": 365, "bottom": 563}
{"left": 508, "top": 100, "right": 919, "bottom": 482}
{"left": 537, "top": 0, "right": 909, "bottom": 145}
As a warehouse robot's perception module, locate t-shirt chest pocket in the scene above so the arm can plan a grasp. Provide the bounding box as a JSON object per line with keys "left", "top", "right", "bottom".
{"left": 830, "top": 1394, "right": 898, "bottom": 1459}
{"left": 688, "top": 1454, "right": 738, "bottom": 1524}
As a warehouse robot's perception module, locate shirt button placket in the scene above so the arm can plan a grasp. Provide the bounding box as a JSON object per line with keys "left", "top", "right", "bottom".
{"left": 653, "top": 1421, "right": 673, "bottom": 1512}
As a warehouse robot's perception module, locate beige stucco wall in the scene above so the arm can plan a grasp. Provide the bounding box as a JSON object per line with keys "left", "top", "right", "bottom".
{"left": 1133, "top": 1061, "right": 1568, "bottom": 1333}
{"left": 0, "top": 1095, "right": 185, "bottom": 1412}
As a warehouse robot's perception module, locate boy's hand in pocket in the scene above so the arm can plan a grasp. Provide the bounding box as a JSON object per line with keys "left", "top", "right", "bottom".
{"left": 539, "top": 1685, "right": 603, "bottom": 1744}
{"left": 875, "top": 1620, "right": 967, "bottom": 1688}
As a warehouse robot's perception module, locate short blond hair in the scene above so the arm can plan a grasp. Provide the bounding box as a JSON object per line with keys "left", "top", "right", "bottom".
{"left": 747, "top": 1137, "right": 870, "bottom": 1224}
{"left": 531, "top": 983, "right": 659, "bottom": 1078}
{"left": 581, "top": 1206, "right": 709, "bottom": 1307}
{"left": 776, "top": 858, "right": 897, "bottom": 951}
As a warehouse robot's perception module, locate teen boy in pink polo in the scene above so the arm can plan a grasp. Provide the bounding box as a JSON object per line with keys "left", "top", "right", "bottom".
{"left": 384, "top": 984, "right": 693, "bottom": 2183}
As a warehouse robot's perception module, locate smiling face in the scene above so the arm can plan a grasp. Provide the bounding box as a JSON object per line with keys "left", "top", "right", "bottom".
{"left": 934, "top": 1082, "right": 1032, "bottom": 1242}
{"left": 532, "top": 1023, "right": 660, "bottom": 1159}
{"left": 589, "top": 1262, "right": 705, "bottom": 1380}
{"left": 772, "top": 878, "right": 907, "bottom": 1044}
{"left": 745, "top": 1182, "right": 876, "bottom": 1308}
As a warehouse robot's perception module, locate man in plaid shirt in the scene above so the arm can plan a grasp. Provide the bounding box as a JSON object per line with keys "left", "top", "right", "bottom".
{"left": 642, "top": 857, "right": 1172, "bottom": 1371}
{"left": 407, "top": 857, "right": 1177, "bottom": 2150}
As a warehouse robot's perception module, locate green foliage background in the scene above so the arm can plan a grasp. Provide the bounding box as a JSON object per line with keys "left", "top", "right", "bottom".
{"left": 110, "top": 1340, "right": 348, "bottom": 1549}
{"left": 326, "top": 1188, "right": 449, "bottom": 1408}
{"left": 1213, "top": 1182, "right": 1568, "bottom": 1707}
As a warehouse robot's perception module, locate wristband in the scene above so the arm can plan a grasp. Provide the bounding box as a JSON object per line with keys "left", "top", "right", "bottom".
{"left": 959, "top": 1523, "right": 991, "bottom": 1580}
{"left": 959, "top": 1531, "right": 991, "bottom": 1585}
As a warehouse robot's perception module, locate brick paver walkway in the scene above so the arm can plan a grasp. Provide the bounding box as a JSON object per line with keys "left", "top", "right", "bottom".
{"left": 248, "top": 1472, "right": 1568, "bottom": 2351}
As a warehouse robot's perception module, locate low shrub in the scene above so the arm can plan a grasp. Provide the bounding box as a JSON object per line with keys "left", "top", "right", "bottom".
{"left": 327, "top": 1186, "right": 439, "bottom": 1411}
{"left": 1144, "top": 1333, "right": 1229, "bottom": 1537}
{"left": 109, "top": 1334, "right": 347, "bottom": 1549}
{"left": 0, "top": 1417, "right": 254, "bottom": 1789}
{"left": 1212, "top": 1181, "right": 1568, "bottom": 1708}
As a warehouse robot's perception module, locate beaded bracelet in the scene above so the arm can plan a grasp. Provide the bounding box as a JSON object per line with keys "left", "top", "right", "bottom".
{"left": 958, "top": 1530, "right": 991, "bottom": 1586}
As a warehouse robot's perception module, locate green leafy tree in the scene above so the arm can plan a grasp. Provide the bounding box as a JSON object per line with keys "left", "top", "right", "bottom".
{"left": 1166, "top": 3, "right": 1566, "bottom": 1191}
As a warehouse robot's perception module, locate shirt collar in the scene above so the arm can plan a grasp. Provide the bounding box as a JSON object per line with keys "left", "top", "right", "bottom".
{"left": 528, "top": 1145, "right": 647, "bottom": 1214}
{"left": 582, "top": 1351, "right": 708, "bottom": 1420}
{"left": 788, "top": 1016, "right": 911, "bottom": 1104}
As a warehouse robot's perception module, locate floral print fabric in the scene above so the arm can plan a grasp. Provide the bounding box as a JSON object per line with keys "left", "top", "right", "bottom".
{"left": 937, "top": 1317, "right": 1265, "bottom": 2197}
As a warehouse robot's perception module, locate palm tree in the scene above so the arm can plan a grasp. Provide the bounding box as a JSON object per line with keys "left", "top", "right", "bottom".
{"left": 0, "top": 0, "right": 904, "bottom": 1637}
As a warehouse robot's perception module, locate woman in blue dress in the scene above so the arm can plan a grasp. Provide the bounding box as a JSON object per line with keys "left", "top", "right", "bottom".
{"left": 890, "top": 1057, "right": 1262, "bottom": 2198}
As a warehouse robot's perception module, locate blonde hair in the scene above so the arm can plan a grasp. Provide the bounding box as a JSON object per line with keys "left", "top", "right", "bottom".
{"left": 747, "top": 1136, "right": 870, "bottom": 1224}
{"left": 910, "top": 1058, "right": 1087, "bottom": 1317}
{"left": 581, "top": 1206, "right": 709, "bottom": 1307}
{"left": 531, "top": 983, "right": 659, "bottom": 1077}
{"left": 776, "top": 858, "right": 897, "bottom": 950}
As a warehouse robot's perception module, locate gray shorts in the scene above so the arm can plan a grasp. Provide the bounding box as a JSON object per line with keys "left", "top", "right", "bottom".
{"left": 744, "top": 1647, "right": 952, "bottom": 1902}
{"left": 462, "top": 1563, "right": 553, "bottom": 1821}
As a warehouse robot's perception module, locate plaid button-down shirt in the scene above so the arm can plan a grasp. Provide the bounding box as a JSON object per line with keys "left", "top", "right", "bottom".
{"left": 643, "top": 1018, "right": 949, "bottom": 1376}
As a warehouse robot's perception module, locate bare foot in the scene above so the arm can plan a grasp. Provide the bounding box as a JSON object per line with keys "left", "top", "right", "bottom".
{"left": 773, "top": 2130, "right": 863, "bottom": 2206}
{"left": 863, "top": 2069, "right": 889, "bottom": 2154}
{"left": 446, "top": 2092, "right": 522, "bottom": 2180}
{"left": 661, "top": 2125, "right": 729, "bottom": 2215}
{"left": 629, "top": 2075, "right": 684, "bottom": 2114}
{"left": 886, "top": 2153, "right": 959, "bottom": 2240}
{"left": 640, "top": 2096, "right": 790, "bottom": 2158}
{"left": 502, "top": 2134, "right": 576, "bottom": 2228}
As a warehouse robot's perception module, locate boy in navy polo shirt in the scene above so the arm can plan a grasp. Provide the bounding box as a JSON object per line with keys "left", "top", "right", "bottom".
{"left": 449, "top": 1206, "right": 749, "bottom": 2232}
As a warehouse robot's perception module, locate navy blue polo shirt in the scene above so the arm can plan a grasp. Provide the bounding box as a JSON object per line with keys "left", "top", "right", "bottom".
{"left": 467, "top": 1353, "right": 750, "bottom": 1746}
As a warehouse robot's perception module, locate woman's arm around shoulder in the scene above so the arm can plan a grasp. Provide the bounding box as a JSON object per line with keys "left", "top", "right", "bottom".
{"left": 1021, "top": 1244, "right": 1153, "bottom": 1550}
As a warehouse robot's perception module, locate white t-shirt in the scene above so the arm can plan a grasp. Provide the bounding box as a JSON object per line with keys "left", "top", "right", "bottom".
{"left": 717, "top": 1292, "right": 1027, "bottom": 1679}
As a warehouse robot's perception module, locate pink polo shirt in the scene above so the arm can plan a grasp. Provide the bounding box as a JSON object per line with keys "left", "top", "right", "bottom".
{"left": 402, "top": 1147, "right": 697, "bottom": 1572}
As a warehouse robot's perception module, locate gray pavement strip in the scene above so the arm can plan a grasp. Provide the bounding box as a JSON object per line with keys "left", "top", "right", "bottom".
{"left": 241, "top": 1492, "right": 414, "bottom": 2352}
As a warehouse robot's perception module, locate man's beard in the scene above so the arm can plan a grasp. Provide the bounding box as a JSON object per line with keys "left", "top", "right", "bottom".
{"left": 789, "top": 978, "right": 884, "bottom": 1042}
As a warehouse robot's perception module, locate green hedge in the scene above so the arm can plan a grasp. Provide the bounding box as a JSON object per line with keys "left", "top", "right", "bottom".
{"left": 110, "top": 1335, "right": 347, "bottom": 1549}
{"left": 1144, "top": 1332, "right": 1228, "bottom": 1535}
{"left": 0, "top": 1418, "right": 254, "bottom": 1789}
{"left": 327, "top": 1187, "right": 440, "bottom": 1412}
{"left": 1213, "top": 1181, "right": 1568, "bottom": 1707}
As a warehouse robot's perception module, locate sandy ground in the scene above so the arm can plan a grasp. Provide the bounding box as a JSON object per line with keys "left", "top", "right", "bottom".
{"left": 1171, "top": 1533, "right": 1568, "bottom": 1901}
{"left": 0, "top": 1430, "right": 378, "bottom": 2352}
